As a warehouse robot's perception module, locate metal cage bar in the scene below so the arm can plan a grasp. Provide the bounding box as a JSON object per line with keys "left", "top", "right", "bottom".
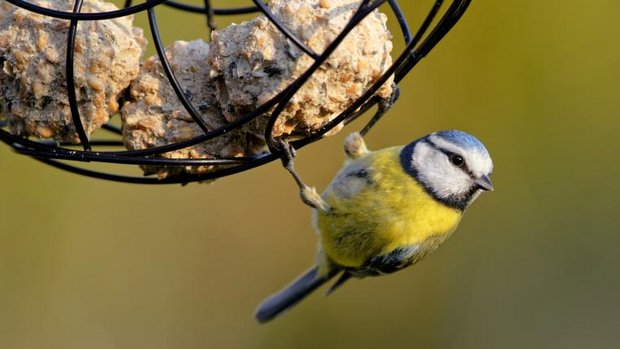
{"left": 0, "top": 0, "right": 472, "bottom": 184}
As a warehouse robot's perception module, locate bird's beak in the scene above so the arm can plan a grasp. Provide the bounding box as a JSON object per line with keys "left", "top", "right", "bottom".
{"left": 475, "top": 175, "right": 494, "bottom": 191}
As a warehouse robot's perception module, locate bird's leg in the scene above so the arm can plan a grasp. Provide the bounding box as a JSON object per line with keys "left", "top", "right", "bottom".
{"left": 343, "top": 132, "right": 370, "bottom": 159}
{"left": 276, "top": 139, "right": 331, "bottom": 213}
{"left": 360, "top": 85, "right": 400, "bottom": 136}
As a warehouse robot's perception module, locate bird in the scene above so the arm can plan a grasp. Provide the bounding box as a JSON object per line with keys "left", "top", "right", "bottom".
{"left": 256, "top": 130, "right": 494, "bottom": 323}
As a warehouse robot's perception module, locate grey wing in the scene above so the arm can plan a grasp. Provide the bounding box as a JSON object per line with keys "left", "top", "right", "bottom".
{"left": 324, "top": 157, "right": 375, "bottom": 200}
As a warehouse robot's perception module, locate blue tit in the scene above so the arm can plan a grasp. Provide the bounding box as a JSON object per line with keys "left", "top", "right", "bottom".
{"left": 256, "top": 130, "right": 494, "bottom": 323}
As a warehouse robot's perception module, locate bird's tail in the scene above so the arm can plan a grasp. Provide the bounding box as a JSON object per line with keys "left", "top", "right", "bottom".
{"left": 255, "top": 266, "right": 338, "bottom": 323}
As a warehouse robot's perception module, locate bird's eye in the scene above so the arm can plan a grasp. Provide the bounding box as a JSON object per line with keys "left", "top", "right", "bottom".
{"left": 450, "top": 154, "right": 465, "bottom": 167}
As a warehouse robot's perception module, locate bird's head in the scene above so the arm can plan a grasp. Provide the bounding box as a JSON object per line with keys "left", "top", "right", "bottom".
{"left": 400, "top": 130, "right": 494, "bottom": 210}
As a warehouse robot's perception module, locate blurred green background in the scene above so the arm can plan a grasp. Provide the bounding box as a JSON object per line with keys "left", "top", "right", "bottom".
{"left": 1, "top": 0, "right": 620, "bottom": 348}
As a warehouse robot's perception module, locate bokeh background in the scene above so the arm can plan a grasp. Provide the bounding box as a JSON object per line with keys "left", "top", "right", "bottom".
{"left": 1, "top": 0, "right": 619, "bottom": 348}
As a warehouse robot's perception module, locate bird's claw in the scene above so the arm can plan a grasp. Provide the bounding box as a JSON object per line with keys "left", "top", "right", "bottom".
{"left": 276, "top": 138, "right": 296, "bottom": 168}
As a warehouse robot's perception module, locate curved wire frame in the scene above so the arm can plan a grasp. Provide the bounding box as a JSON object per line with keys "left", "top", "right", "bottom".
{"left": 0, "top": 0, "right": 472, "bottom": 184}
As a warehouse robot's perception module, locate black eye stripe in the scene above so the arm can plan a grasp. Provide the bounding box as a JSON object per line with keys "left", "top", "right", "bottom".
{"left": 443, "top": 150, "right": 474, "bottom": 176}
{"left": 425, "top": 139, "right": 475, "bottom": 178}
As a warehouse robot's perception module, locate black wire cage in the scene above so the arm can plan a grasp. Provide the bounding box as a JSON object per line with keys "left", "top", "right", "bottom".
{"left": 0, "top": 0, "right": 472, "bottom": 184}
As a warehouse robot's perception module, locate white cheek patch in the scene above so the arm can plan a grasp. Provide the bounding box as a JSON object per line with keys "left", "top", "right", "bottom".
{"left": 411, "top": 142, "right": 472, "bottom": 199}
{"left": 467, "top": 151, "right": 493, "bottom": 177}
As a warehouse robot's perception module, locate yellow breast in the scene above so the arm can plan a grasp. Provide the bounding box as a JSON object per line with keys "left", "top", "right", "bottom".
{"left": 317, "top": 147, "right": 462, "bottom": 268}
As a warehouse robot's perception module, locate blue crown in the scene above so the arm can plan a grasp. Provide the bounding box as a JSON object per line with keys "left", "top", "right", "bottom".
{"left": 435, "top": 130, "right": 489, "bottom": 154}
